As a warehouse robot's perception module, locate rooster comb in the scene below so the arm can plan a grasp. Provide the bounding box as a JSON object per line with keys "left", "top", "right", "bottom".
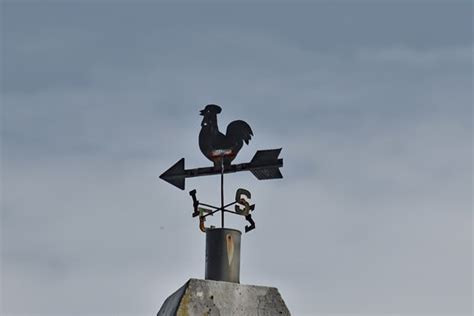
{"left": 202, "top": 104, "right": 222, "bottom": 114}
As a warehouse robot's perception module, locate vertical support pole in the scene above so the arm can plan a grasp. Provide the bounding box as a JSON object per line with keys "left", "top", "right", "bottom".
{"left": 220, "top": 156, "right": 224, "bottom": 228}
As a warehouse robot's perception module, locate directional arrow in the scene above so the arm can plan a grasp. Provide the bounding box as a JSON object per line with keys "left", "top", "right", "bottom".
{"left": 158, "top": 158, "right": 185, "bottom": 190}
{"left": 159, "top": 148, "right": 283, "bottom": 190}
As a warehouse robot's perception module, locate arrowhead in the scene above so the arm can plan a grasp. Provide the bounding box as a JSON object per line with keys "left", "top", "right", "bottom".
{"left": 159, "top": 158, "right": 186, "bottom": 190}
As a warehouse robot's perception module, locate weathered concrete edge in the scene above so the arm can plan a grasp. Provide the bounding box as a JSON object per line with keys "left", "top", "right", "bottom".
{"left": 157, "top": 278, "right": 291, "bottom": 315}
{"left": 157, "top": 280, "right": 189, "bottom": 316}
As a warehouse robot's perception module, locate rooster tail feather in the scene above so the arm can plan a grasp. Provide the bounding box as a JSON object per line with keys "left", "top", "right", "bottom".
{"left": 226, "top": 120, "right": 253, "bottom": 145}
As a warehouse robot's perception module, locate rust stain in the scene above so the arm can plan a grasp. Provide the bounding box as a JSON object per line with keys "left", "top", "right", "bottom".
{"left": 226, "top": 234, "right": 234, "bottom": 266}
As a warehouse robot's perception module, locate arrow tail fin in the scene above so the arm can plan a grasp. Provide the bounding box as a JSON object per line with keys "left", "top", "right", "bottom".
{"left": 250, "top": 148, "right": 282, "bottom": 164}
{"left": 250, "top": 148, "right": 283, "bottom": 180}
{"left": 250, "top": 168, "right": 283, "bottom": 180}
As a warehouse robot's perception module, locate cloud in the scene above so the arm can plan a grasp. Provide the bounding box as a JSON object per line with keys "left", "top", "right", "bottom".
{"left": 356, "top": 45, "right": 473, "bottom": 65}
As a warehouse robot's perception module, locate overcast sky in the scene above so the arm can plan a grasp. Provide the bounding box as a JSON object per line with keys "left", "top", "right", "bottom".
{"left": 1, "top": 2, "right": 472, "bottom": 316}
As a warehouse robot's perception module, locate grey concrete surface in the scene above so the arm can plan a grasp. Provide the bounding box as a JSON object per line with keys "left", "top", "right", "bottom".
{"left": 157, "top": 278, "right": 290, "bottom": 316}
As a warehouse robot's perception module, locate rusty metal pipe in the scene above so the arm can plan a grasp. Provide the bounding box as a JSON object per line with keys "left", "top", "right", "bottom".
{"left": 205, "top": 228, "right": 241, "bottom": 283}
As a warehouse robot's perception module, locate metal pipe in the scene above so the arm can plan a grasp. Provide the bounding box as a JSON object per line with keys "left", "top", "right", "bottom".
{"left": 205, "top": 228, "right": 241, "bottom": 283}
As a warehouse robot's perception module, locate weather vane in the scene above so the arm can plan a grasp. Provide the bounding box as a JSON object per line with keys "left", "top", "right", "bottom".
{"left": 157, "top": 104, "right": 288, "bottom": 311}
{"left": 159, "top": 104, "right": 283, "bottom": 233}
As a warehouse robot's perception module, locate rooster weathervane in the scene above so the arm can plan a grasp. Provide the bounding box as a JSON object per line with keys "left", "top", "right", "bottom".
{"left": 159, "top": 104, "right": 283, "bottom": 232}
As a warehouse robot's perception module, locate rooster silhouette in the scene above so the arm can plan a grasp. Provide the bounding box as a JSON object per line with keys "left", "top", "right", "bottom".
{"left": 199, "top": 104, "right": 253, "bottom": 167}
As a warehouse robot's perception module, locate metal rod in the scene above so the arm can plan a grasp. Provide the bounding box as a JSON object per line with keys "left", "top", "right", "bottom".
{"left": 199, "top": 201, "right": 237, "bottom": 211}
{"left": 220, "top": 157, "right": 224, "bottom": 228}
{"left": 177, "top": 159, "right": 283, "bottom": 179}
{"left": 202, "top": 207, "right": 237, "bottom": 218}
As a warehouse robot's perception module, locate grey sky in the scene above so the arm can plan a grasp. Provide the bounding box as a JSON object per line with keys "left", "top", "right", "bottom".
{"left": 1, "top": 2, "right": 472, "bottom": 316}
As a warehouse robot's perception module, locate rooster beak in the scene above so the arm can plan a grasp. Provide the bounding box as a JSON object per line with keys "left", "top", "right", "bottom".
{"left": 199, "top": 110, "right": 205, "bottom": 116}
